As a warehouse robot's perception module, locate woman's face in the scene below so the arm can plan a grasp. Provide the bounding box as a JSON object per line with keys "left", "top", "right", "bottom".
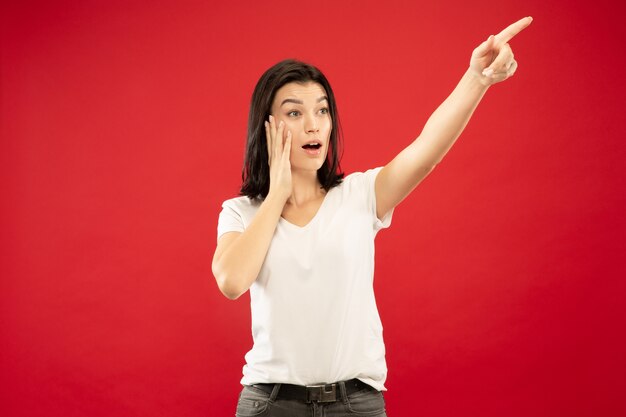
{"left": 270, "top": 81, "right": 332, "bottom": 174}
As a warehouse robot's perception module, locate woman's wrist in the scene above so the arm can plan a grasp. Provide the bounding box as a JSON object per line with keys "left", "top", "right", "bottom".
{"left": 465, "top": 66, "right": 493, "bottom": 89}
{"left": 265, "top": 189, "right": 290, "bottom": 208}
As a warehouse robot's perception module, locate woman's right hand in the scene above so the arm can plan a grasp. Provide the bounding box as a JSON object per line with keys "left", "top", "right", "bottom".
{"left": 265, "top": 115, "right": 292, "bottom": 202}
{"left": 212, "top": 115, "right": 292, "bottom": 300}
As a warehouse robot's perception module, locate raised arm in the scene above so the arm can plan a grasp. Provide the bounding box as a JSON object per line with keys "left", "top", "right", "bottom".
{"left": 375, "top": 17, "right": 533, "bottom": 219}
{"left": 212, "top": 116, "right": 292, "bottom": 299}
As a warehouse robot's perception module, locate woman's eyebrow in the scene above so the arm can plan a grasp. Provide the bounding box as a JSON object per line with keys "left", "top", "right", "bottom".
{"left": 280, "top": 96, "right": 328, "bottom": 107}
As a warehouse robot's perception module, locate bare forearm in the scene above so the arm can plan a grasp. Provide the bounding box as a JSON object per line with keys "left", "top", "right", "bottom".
{"left": 212, "top": 193, "right": 286, "bottom": 299}
{"left": 375, "top": 69, "right": 490, "bottom": 215}
{"left": 412, "top": 68, "right": 490, "bottom": 167}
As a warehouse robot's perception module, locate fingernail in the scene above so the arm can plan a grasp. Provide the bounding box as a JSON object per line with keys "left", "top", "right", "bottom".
{"left": 482, "top": 68, "right": 494, "bottom": 77}
{"left": 279, "top": 121, "right": 284, "bottom": 127}
{"left": 269, "top": 115, "right": 273, "bottom": 122}
{"left": 264, "top": 121, "right": 268, "bottom": 127}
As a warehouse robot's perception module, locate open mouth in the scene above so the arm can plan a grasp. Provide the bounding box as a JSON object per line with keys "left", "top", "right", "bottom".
{"left": 302, "top": 142, "right": 322, "bottom": 155}
{"left": 302, "top": 143, "right": 322, "bottom": 150}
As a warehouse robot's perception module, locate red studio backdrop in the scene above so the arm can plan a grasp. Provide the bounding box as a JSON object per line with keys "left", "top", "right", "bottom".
{"left": 1, "top": 1, "right": 625, "bottom": 416}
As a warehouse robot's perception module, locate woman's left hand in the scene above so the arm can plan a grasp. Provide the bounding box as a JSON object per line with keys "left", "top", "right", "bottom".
{"left": 469, "top": 16, "right": 533, "bottom": 86}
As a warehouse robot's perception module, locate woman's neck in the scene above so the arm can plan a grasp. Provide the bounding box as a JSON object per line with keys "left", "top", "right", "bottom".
{"left": 287, "top": 170, "right": 325, "bottom": 206}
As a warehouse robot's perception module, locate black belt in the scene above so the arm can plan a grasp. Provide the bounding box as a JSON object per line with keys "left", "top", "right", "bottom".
{"left": 251, "top": 378, "right": 372, "bottom": 403}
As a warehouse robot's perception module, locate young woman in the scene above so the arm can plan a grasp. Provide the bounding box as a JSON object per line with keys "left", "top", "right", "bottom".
{"left": 213, "top": 16, "right": 532, "bottom": 417}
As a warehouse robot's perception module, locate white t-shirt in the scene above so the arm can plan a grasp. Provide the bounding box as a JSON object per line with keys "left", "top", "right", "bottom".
{"left": 217, "top": 167, "right": 393, "bottom": 391}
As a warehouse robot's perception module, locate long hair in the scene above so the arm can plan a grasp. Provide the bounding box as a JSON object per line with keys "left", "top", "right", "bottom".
{"left": 240, "top": 59, "right": 344, "bottom": 200}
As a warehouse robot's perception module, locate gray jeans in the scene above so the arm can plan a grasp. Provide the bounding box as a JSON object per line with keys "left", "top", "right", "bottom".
{"left": 235, "top": 381, "right": 387, "bottom": 417}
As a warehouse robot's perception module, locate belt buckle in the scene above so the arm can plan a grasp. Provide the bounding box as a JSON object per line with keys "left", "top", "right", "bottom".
{"left": 306, "top": 383, "right": 337, "bottom": 403}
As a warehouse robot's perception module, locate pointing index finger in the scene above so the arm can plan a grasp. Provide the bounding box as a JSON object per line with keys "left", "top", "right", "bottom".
{"left": 494, "top": 16, "right": 533, "bottom": 44}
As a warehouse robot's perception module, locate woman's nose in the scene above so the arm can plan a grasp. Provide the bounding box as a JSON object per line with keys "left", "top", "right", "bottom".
{"left": 305, "top": 116, "right": 319, "bottom": 133}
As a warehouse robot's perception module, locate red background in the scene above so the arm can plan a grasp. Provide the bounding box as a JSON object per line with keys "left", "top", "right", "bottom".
{"left": 2, "top": 0, "right": 625, "bottom": 416}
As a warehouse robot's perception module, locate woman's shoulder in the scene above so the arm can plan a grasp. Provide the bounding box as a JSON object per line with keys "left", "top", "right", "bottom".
{"left": 340, "top": 167, "right": 384, "bottom": 188}
{"left": 221, "top": 195, "right": 262, "bottom": 212}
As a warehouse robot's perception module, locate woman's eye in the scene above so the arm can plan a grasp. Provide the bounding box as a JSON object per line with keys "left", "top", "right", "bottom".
{"left": 320, "top": 107, "right": 329, "bottom": 114}
{"left": 288, "top": 111, "right": 299, "bottom": 117}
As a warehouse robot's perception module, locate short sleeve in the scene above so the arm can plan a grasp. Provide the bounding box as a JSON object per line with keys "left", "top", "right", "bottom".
{"left": 362, "top": 167, "right": 394, "bottom": 232}
{"left": 217, "top": 199, "right": 245, "bottom": 241}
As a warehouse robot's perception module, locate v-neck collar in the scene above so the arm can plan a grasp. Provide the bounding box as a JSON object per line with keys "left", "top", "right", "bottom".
{"left": 279, "top": 188, "right": 333, "bottom": 231}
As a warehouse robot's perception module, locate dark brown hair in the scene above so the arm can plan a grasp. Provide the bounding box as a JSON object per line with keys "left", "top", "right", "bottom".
{"left": 240, "top": 59, "right": 344, "bottom": 199}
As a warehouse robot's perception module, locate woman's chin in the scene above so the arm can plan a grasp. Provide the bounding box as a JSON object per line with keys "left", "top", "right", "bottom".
{"left": 290, "top": 161, "right": 326, "bottom": 174}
